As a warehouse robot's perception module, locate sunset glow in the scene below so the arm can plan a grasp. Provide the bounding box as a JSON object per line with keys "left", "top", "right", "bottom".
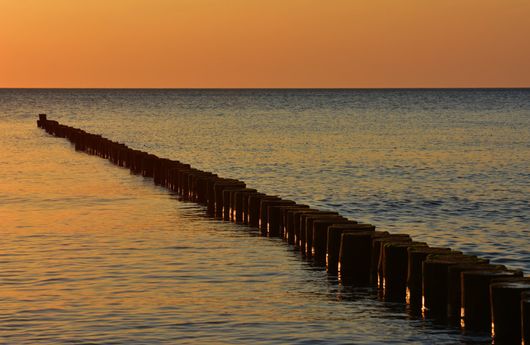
{"left": 1, "top": 0, "right": 530, "bottom": 88}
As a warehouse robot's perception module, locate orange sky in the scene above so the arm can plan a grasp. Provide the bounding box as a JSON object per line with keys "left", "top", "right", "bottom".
{"left": 1, "top": 0, "right": 529, "bottom": 88}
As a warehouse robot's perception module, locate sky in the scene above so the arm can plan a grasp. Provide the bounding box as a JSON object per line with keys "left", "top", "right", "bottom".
{"left": 1, "top": 0, "right": 529, "bottom": 88}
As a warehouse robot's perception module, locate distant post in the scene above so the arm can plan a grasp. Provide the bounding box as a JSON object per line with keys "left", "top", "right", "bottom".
{"left": 37, "top": 113, "right": 47, "bottom": 128}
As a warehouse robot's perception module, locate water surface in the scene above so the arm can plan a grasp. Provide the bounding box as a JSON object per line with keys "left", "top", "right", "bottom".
{"left": 1, "top": 89, "right": 529, "bottom": 344}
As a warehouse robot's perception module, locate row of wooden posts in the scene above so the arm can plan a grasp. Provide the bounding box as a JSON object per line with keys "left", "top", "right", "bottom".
{"left": 37, "top": 114, "right": 529, "bottom": 344}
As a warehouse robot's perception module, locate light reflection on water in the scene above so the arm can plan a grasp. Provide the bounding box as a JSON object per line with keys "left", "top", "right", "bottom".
{"left": 1, "top": 89, "right": 529, "bottom": 344}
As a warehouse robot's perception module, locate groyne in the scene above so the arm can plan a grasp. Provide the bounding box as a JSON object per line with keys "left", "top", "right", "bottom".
{"left": 37, "top": 114, "right": 528, "bottom": 344}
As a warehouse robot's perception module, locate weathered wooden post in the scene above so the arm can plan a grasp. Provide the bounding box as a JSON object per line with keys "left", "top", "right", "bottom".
{"left": 373, "top": 234, "right": 411, "bottom": 287}
{"left": 338, "top": 230, "right": 386, "bottom": 284}
{"left": 288, "top": 209, "right": 321, "bottom": 247}
{"left": 260, "top": 199, "right": 296, "bottom": 236}
{"left": 228, "top": 188, "right": 244, "bottom": 221}
{"left": 37, "top": 113, "right": 47, "bottom": 127}
{"left": 283, "top": 207, "right": 314, "bottom": 244}
{"left": 327, "top": 223, "right": 375, "bottom": 275}
{"left": 241, "top": 190, "right": 260, "bottom": 225}
{"left": 268, "top": 204, "right": 307, "bottom": 238}
{"left": 312, "top": 219, "right": 357, "bottom": 264}
{"left": 222, "top": 189, "right": 234, "bottom": 220}
{"left": 214, "top": 180, "right": 246, "bottom": 219}
{"left": 304, "top": 215, "right": 347, "bottom": 258}
{"left": 232, "top": 188, "right": 257, "bottom": 223}
{"left": 406, "top": 247, "right": 453, "bottom": 309}
{"left": 248, "top": 194, "right": 279, "bottom": 228}
{"left": 446, "top": 263, "right": 504, "bottom": 321}
{"left": 298, "top": 212, "right": 340, "bottom": 255}
{"left": 423, "top": 253, "right": 487, "bottom": 319}
{"left": 195, "top": 172, "right": 217, "bottom": 205}
{"left": 206, "top": 176, "right": 222, "bottom": 216}
{"left": 382, "top": 241, "right": 428, "bottom": 302}
{"left": 522, "top": 291, "right": 530, "bottom": 345}
{"left": 490, "top": 279, "right": 530, "bottom": 344}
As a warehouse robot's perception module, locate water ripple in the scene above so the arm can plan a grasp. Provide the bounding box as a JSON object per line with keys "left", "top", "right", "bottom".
{"left": 1, "top": 89, "right": 529, "bottom": 344}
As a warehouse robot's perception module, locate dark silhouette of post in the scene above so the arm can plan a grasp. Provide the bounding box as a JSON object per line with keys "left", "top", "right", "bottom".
{"left": 446, "top": 263, "right": 504, "bottom": 321}
{"left": 423, "top": 253, "right": 488, "bottom": 320}
{"left": 522, "top": 291, "right": 530, "bottom": 345}
{"left": 327, "top": 224, "right": 375, "bottom": 275}
{"left": 338, "top": 230, "right": 386, "bottom": 284}
{"left": 406, "top": 247, "right": 453, "bottom": 309}
{"left": 461, "top": 269, "right": 523, "bottom": 331}
{"left": 490, "top": 279, "right": 530, "bottom": 344}
{"left": 382, "top": 241, "right": 427, "bottom": 302}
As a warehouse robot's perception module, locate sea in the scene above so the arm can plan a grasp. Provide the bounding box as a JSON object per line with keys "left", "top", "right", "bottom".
{"left": 1, "top": 89, "right": 529, "bottom": 344}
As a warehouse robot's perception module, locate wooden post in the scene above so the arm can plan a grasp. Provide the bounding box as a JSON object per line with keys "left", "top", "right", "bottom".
{"left": 260, "top": 199, "right": 296, "bottom": 236}
{"left": 423, "top": 253, "right": 487, "bottom": 320}
{"left": 241, "top": 190, "right": 259, "bottom": 225}
{"left": 248, "top": 194, "right": 279, "bottom": 228}
{"left": 299, "top": 212, "right": 341, "bottom": 255}
{"left": 406, "top": 247, "right": 453, "bottom": 309}
{"left": 268, "top": 204, "right": 307, "bottom": 238}
{"left": 289, "top": 209, "right": 323, "bottom": 248}
{"left": 522, "top": 291, "right": 530, "bottom": 345}
{"left": 338, "top": 230, "right": 386, "bottom": 284}
{"left": 227, "top": 188, "right": 251, "bottom": 221}
{"left": 446, "top": 263, "right": 504, "bottom": 321}
{"left": 490, "top": 279, "right": 530, "bottom": 344}
{"left": 214, "top": 180, "right": 246, "bottom": 218}
{"left": 312, "top": 219, "right": 357, "bottom": 264}
{"left": 37, "top": 113, "right": 47, "bottom": 127}
{"left": 233, "top": 188, "right": 257, "bottom": 223}
{"left": 303, "top": 215, "right": 347, "bottom": 258}
{"left": 382, "top": 241, "right": 428, "bottom": 302}
{"left": 373, "top": 234, "right": 411, "bottom": 287}
{"left": 206, "top": 176, "right": 222, "bottom": 216}
{"left": 327, "top": 224, "right": 375, "bottom": 275}
{"left": 283, "top": 207, "right": 314, "bottom": 245}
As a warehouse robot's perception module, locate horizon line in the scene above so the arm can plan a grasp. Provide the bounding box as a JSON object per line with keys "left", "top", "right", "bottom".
{"left": 1, "top": 87, "right": 530, "bottom": 90}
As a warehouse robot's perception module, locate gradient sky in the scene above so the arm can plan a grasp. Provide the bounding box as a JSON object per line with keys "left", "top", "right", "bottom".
{"left": 1, "top": 0, "right": 529, "bottom": 88}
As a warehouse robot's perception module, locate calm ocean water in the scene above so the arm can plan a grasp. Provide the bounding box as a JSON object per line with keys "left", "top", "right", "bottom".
{"left": 1, "top": 89, "right": 529, "bottom": 344}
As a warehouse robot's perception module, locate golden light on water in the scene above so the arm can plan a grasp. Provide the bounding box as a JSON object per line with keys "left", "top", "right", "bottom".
{"left": 2, "top": 86, "right": 529, "bottom": 343}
